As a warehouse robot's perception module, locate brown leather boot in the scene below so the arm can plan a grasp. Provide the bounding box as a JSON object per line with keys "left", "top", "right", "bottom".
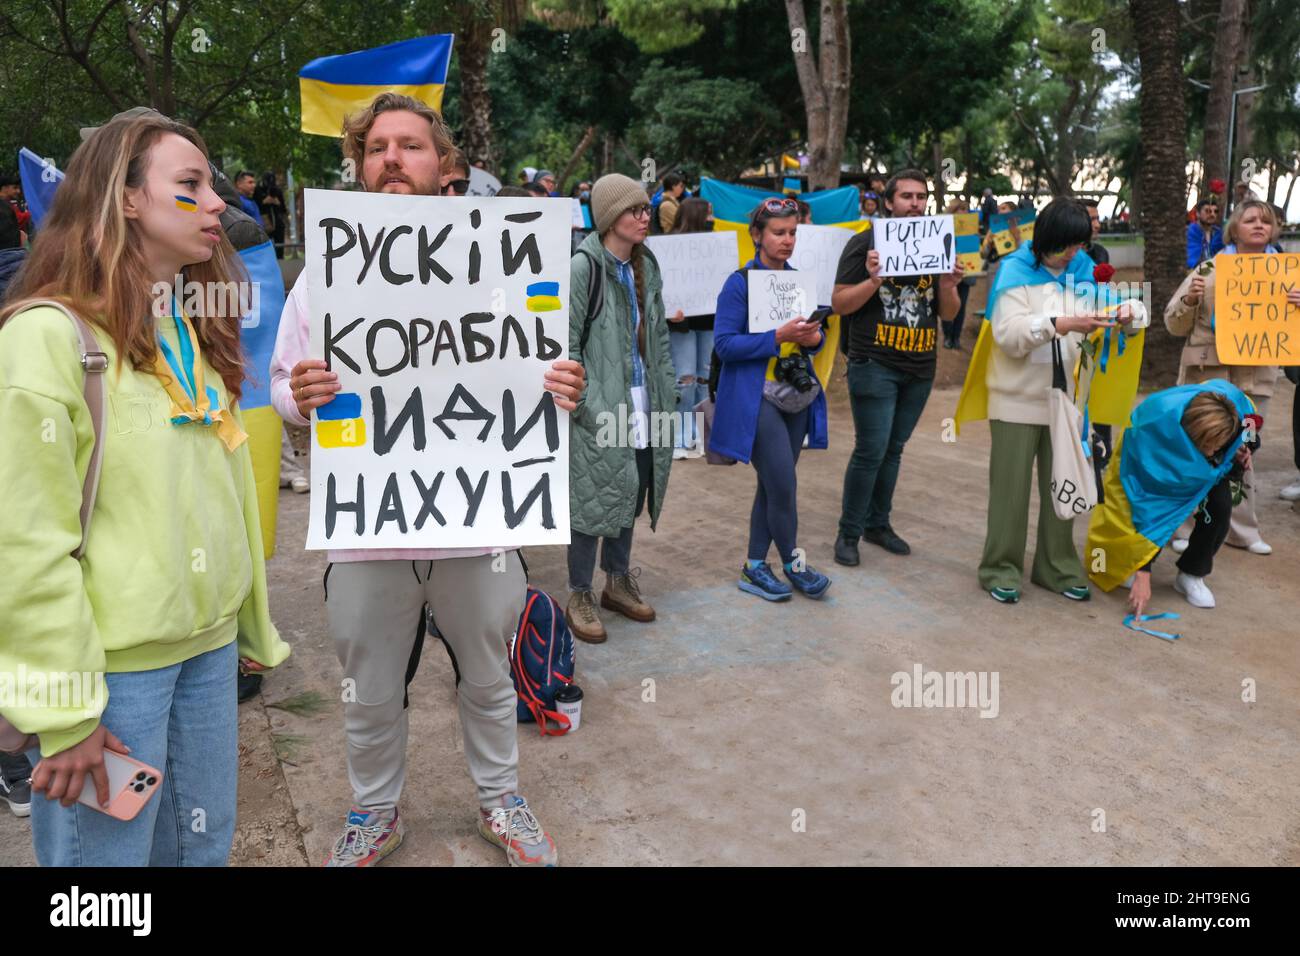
{"left": 601, "top": 569, "right": 656, "bottom": 622}
{"left": 565, "top": 589, "right": 607, "bottom": 644}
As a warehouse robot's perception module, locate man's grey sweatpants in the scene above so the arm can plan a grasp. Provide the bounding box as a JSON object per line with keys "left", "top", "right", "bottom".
{"left": 325, "top": 552, "right": 527, "bottom": 810}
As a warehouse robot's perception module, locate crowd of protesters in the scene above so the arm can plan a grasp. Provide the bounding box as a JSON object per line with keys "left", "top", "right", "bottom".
{"left": 0, "top": 90, "right": 1296, "bottom": 871}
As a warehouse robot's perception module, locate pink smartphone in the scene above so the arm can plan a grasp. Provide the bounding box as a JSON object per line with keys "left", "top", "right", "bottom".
{"left": 76, "top": 750, "right": 164, "bottom": 821}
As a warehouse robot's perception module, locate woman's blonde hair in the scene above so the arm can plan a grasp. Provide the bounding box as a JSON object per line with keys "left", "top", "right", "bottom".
{"left": 1224, "top": 199, "right": 1279, "bottom": 246}
{"left": 0, "top": 113, "right": 247, "bottom": 400}
{"left": 340, "top": 92, "right": 456, "bottom": 186}
{"left": 1181, "top": 391, "right": 1239, "bottom": 456}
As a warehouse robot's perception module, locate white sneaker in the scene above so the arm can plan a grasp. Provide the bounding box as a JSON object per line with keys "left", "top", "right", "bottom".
{"left": 1247, "top": 540, "right": 1272, "bottom": 555}
{"left": 672, "top": 447, "right": 689, "bottom": 460}
{"left": 1174, "top": 572, "right": 1215, "bottom": 609}
{"left": 290, "top": 476, "right": 310, "bottom": 494}
{"left": 1279, "top": 477, "right": 1300, "bottom": 501}
{"left": 1170, "top": 538, "right": 1189, "bottom": 554}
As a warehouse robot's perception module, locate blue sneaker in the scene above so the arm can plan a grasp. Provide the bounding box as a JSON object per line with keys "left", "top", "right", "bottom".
{"left": 738, "top": 562, "right": 793, "bottom": 601}
{"left": 784, "top": 564, "right": 831, "bottom": 599}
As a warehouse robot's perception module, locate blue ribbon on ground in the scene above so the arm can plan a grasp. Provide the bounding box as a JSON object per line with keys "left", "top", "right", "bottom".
{"left": 1123, "top": 612, "right": 1182, "bottom": 641}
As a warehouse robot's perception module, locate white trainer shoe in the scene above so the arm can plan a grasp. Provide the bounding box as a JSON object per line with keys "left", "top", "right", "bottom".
{"left": 1170, "top": 538, "right": 1189, "bottom": 554}
{"left": 1279, "top": 477, "right": 1300, "bottom": 501}
{"left": 1247, "top": 540, "right": 1272, "bottom": 555}
{"left": 1174, "top": 573, "right": 1215, "bottom": 609}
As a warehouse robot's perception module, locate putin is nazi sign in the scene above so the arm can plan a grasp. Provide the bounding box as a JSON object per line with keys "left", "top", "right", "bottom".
{"left": 304, "top": 189, "right": 571, "bottom": 549}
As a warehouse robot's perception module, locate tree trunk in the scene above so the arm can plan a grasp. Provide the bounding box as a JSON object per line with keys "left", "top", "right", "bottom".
{"left": 931, "top": 138, "right": 946, "bottom": 212}
{"left": 1203, "top": 0, "right": 1246, "bottom": 191}
{"left": 556, "top": 125, "right": 597, "bottom": 195}
{"left": 1130, "top": 0, "right": 1188, "bottom": 385}
{"left": 784, "top": 0, "right": 851, "bottom": 190}
{"left": 456, "top": 18, "right": 496, "bottom": 173}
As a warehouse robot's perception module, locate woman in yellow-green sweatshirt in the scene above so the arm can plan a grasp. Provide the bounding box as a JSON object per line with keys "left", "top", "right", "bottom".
{"left": 0, "top": 111, "right": 289, "bottom": 866}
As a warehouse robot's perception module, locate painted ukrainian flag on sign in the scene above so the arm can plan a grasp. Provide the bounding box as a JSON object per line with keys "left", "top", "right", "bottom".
{"left": 299, "top": 34, "right": 454, "bottom": 137}
{"left": 316, "top": 392, "right": 367, "bottom": 448}
{"left": 526, "top": 282, "right": 562, "bottom": 312}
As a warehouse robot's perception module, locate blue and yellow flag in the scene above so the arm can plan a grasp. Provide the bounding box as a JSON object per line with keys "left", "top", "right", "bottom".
{"left": 237, "top": 240, "right": 288, "bottom": 558}
{"left": 299, "top": 34, "right": 454, "bottom": 137}
{"left": 1087, "top": 381, "right": 1254, "bottom": 591}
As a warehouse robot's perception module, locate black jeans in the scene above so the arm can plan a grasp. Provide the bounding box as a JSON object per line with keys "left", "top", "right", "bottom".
{"left": 1177, "top": 475, "right": 1233, "bottom": 578}
{"left": 567, "top": 447, "right": 652, "bottom": 592}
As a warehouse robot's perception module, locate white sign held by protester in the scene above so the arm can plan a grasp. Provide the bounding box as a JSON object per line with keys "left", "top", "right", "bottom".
{"left": 645, "top": 231, "right": 739, "bottom": 318}
{"left": 465, "top": 166, "right": 501, "bottom": 197}
{"left": 788, "top": 223, "right": 856, "bottom": 306}
{"left": 303, "top": 189, "right": 571, "bottom": 550}
{"left": 747, "top": 270, "right": 819, "bottom": 334}
{"left": 873, "top": 214, "right": 954, "bottom": 278}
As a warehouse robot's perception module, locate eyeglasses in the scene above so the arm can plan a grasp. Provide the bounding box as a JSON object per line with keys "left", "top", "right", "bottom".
{"left": 627, "top": 204, "right": 652, "bottom": 220}
{"left": 447, "top": 179, "right": 470, "bottom": 195}
{"left": 759, "top": 198, "right": 799, "bottom": 214}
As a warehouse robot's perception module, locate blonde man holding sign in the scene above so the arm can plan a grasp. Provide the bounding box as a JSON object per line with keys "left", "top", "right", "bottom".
{"left": 1164, "top": 199, "right": 1297, "bottom": 557}
{"left": 831, "top": 169, "right": 963, "bottom": 567}
{"left": 269, "top": 93, "right": 585, "bottom": 867}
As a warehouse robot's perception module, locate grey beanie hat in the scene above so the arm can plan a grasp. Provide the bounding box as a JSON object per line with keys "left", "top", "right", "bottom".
{"left": 591, "top": 174, "right": 650, "bottom": 235}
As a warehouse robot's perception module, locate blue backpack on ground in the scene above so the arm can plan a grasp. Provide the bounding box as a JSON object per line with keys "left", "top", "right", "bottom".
{"left": 510, "top": 586, "right": 576, "bottom": 735}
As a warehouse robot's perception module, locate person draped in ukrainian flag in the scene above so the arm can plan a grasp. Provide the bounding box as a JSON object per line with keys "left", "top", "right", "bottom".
{"left": 1088, "top": 381, "right": 1259, "bottom": 616}
{"left": 957, "top": 198, "right": 1146, "bottom": 605}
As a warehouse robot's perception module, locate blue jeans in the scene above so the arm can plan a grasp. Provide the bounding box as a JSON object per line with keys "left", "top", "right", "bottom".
{"left": 668, "top": 329, "right": 713, "bottom": 448}
{"left": 838, "top": 360, "right": 933, "bottom": 539}
{"left": 27, "top": 641, "right": 238, "bottom": 867}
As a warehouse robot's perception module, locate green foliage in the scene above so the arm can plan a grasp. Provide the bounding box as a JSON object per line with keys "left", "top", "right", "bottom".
{"left": 628, "top": 61, "right": 780, "bottom": 180}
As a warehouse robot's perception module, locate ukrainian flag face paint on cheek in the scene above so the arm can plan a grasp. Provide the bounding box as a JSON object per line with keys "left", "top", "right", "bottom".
{"left": 174, "top": 195, "right": 198, "bottom": 212}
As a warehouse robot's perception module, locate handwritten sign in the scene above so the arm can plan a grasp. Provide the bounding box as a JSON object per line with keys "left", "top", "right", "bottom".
{"left": 465, "top": 166, "right": 501, "bottom": 197}
{"left": 304, "top": 189, "right": 571, "bottom": 549}
{"left": 747, "top": 270, "right": 819, "bottom": 334}
{"left": 645, "top": 231, "right": 738, "bottom": 317}
{"left": 787, "top": 223, "right": 856, "bottom": 306}
{"left": 989, "top": 207, "right": 1036, "bottom": 256}
{"left": 953, "top": 212, "right": 984, "bottom": 274}
{"left": 872, "top": 214, "right": 954, "bottom": 278}
{"left": 1213, "top": 253, "right": 1300, "bottom": 365}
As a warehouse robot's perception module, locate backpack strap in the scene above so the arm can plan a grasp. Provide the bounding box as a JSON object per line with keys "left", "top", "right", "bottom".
{"left": 22, "top": 299, "right": 107, "bottom": 559}
{"left": 575, "top": 248, "right": 605, "bottom": 359}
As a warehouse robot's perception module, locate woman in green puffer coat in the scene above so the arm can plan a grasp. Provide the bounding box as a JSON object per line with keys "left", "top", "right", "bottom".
{"left": 565, "top": 174, "right": 677, "bottom": 644}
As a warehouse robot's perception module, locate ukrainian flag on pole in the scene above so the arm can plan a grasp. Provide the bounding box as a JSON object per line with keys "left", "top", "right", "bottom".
{"left": 299, "top": 34, "right": 454, "bottom": 137}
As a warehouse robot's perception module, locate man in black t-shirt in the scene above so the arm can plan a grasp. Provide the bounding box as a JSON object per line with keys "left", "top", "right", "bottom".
{"left": 831, "top": 169, "right": 963, "bottom": 567}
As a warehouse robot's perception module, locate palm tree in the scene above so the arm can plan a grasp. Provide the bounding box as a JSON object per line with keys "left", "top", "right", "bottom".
{"left": 1130, "top": 0, "right": 1188, "bottom": 381}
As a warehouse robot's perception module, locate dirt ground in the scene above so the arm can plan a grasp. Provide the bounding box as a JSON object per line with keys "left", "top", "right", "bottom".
{"left": 4, "top": 329, "right": 1297, "bottom": 867}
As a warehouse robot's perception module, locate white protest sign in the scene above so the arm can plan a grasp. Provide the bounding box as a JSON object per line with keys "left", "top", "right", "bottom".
{"left": 304, "top": 189, "right": 570, "bottom": 550}
{"left": 788, "top": 223, "right": 855, "bottom": 306}
{"left": 645, "top": 231, "right": 738, "bottom": 317}
{"left": 872, "top": 214, "right": 954, "bottom": 277}
{"left": 570, "top": 198, "right": 594, "bottom": 230}
{"left": 465, "top": 166, "right": 501, "bottom": 197}
{"left": 747, "top": 270, "right": 819, "bottom": 334}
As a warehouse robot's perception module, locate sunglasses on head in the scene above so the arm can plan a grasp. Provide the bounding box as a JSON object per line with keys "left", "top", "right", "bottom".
{"left": 759, "top": 198, "right": 799, "bottom": 214}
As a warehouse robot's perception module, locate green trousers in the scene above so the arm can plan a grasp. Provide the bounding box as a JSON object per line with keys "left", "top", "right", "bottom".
{"left": 978, "top": 420, "right": 1087, "bottom": 593}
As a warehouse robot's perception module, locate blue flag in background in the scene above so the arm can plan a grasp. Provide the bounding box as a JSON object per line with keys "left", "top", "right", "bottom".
{"left": 18, "top": 148, "right": 63, "bottom": 227}
{"left": 236, "top": 240, "right": 286, "bottom": 409}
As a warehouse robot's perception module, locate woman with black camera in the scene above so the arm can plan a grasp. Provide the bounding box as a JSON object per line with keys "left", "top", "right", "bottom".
{"left": 710, "top": 198, "right": 831, "bottom": 601}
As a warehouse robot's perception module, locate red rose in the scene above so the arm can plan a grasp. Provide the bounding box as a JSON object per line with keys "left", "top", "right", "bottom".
{"left": 1209, "top": 178, "right": 1226, "bottom": 195}
{"left": 1093, "top": 263, "right": 1116, "bottom": 283}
